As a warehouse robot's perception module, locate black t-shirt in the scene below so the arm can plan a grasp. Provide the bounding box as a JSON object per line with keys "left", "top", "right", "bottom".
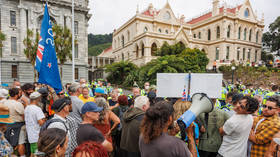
{"left": 108, "top": 99, "right": 117, "bottom": 106}
{"left": 139, "top": 133, "right": 191, "bottom": 157}
{"left": 76, "top": 124, "right": 105, "bottom": 145}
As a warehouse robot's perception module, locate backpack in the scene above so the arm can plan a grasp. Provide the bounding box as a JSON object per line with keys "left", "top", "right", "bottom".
{"left": 117, "top": 106, "right": 129, "bottom": 131}
{"left": 40, "top": 118, "right": 68, "bottom": 133}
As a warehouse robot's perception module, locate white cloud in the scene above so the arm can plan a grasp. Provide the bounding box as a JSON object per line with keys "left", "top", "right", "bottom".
{"left": 88, "top": 0, "right": 279, "bottom": 34}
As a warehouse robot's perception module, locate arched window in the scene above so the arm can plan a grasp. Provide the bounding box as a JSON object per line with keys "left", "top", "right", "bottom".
{"left": 248, "top": 49, "right": 251, "bottom": 60}
{"left": 249, "top": 29, "right": 252, "bottom": 41}
{"left": 255, "top": 50, "right": 258, "bottom": 62}
{"left": 237, "top": 47, "right": 240, "bottom": 60}
{"left": 238, "top": 27, "right": 241, "bottom": 39}
{"left": 127, "top": 31, "right": 130, "bottom": 41}
{"left": 144, "top": 27, "right": 148, "bottom": 32}
{"left": 227, "top": 25, "right": 231, "bottom": 38}
{"left": 121, "top": 35, "right": 124, "bottom": 48}
{"left": 165, "top": 29, "right": 168, "bottom": 34}
{"left": 141, "top": 43, "right": 145, "bottom": 57}
{"left": 198, "top": 32, "right": 201, "bottom": 39}
{"left": 243, "top": 48, "right": 246, "bottom": 60}
{"left": 226, "top": 46, "right": 230, "bottom": 60}
{"left": 244, "top": 28, "right": 247, "bottom": 40}
{"left": 216, "top": 26, "right": 220, "bottom": 39}
{"left": 118, "top": 37, "right": 120, "bottom": 47}
{"left": 208, "top": 29, "right": 211, "bottom": 41}
{"left": 244, "top": 9, "right": 249, "bottom": 18}
{"left": 256, "top": 31, "right": 259, "bottom": 43}
{"left": 151, "top": 43, "right": 157, "bottom": 56}
{"left": 136, "top": 45, "right": 139, "bottom": 58}
{"left": 215, "top": 47, "right": 219, "bottom": 60}
{"left": 158, "top": 28, "right": 162, "bottom": 33}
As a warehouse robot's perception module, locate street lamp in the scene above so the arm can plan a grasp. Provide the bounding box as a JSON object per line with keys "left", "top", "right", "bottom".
{"left": 231, "top": 66, "right": 236, "bottom": 84}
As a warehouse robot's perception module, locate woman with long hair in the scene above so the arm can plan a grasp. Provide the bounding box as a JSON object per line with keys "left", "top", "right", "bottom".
{"left": 93, "top": 97, "right": 120, "bottom": 143}
{"left": 37, "top": 128, "right": 68, "bottom": 157}
{"left": 139, "top": 101, "right": 192, "bottom": 157}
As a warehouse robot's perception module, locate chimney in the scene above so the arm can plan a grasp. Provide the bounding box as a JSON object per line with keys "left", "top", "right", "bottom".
{"left": 212, "top": 0, "right": 219, "bottom": 16}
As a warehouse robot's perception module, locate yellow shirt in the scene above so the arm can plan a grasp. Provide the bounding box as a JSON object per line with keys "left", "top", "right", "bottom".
{"left": 78, "top": 95, "right": 95, "bottom": 104}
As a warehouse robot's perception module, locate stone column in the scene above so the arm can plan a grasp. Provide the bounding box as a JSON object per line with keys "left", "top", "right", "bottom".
{"left": 103, "top": 58, "right": 105, "bottom": 66}
{"left": 97, "top": 57, "right": 100, "bottom": 67}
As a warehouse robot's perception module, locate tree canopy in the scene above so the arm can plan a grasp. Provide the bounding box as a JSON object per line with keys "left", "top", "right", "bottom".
{"left": 88, "top": 33, "right": 112, "bottom": 56}
{"left": 262, "top": 16, "right": 280, "bottom": 56}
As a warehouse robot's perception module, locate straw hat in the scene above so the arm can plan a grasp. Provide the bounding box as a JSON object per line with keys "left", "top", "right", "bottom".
{"left": 0, "top": 104, "right": 14, "bottom": 124}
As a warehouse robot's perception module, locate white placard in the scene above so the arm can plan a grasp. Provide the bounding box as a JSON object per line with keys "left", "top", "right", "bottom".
{"left": 157, "top": 73, "right": 223, "bottom": 98}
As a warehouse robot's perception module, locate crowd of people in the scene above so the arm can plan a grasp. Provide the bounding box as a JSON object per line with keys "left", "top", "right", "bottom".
{"left": 0, "top": 78, "right": 279, "bottom": 157}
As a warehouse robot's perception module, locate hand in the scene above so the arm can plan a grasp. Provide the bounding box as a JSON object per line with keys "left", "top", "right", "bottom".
{"left": 200, "top": 125, "right": 206, "bottom": 133}
{"left": 106, "top": 130, "right": 111, "bottom": 137}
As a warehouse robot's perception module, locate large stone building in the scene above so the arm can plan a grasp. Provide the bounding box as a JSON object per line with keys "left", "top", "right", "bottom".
{"left": 105, "top": 0, "right": 264, "bottom": 69}
{"left": 0, "top": 0, "right": 90, "bottom": 85}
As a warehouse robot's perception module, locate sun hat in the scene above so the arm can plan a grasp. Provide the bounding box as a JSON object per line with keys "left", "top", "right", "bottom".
{"left": 0, "top": 89, "right": 8, "bottom": 98}
{"left": 30, "top": 91, "right": 41, "bottom": 100}
{"left": 0, "top": 104, "right": 14, "bottom": 124}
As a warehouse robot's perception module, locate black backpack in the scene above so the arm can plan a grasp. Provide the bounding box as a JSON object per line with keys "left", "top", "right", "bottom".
{"left": 40, "top": 118, "right": 68, "bottom": 133}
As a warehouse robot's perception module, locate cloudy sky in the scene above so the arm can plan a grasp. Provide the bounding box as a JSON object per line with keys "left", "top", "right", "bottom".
{"left": 88, "top": 0, "right": 279, "bottom": 35}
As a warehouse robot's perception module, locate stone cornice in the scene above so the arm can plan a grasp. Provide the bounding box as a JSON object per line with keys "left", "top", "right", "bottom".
{"left": 38, "top": 0, "right": 90, "bottom": 13}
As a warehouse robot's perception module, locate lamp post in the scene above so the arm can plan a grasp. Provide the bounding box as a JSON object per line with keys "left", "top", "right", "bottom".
{"left": 231, "top": 66, "right": 236, "bottom": 84}
{"left": 72, "top": 0, "right": 75, "bottom": 82}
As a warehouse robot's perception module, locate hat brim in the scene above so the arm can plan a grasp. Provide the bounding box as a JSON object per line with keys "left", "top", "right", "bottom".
{"left": 88, "top": 106, "right": 103, "bottom": 113}
{"left": 0, "top": 118, "right": 14, "bottom": 124}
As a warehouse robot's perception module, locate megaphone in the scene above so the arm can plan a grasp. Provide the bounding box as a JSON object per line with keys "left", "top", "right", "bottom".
{"left": 177, "top": 93, "right": 213, "bottom": 129}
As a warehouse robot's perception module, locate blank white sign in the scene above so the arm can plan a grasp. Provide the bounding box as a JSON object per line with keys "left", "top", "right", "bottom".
{"left": 157, "top": 73, "right": 223, "bottom": 98}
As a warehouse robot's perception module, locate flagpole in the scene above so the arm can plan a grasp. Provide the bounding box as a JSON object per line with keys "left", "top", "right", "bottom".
{"left": 72, "top": 0, "right": 75, "bottom": 82}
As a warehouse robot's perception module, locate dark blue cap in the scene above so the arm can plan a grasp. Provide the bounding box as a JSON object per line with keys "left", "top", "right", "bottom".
{"left": 81, "top": 102, "right": 103, "bottom": 114}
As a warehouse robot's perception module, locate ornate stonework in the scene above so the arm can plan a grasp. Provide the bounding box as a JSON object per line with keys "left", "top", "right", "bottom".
{"left": 103, "top": 0, "right": 264, "bottom": 69}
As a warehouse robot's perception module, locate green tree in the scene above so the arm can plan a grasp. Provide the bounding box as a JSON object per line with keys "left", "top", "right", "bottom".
{"left": 156, "top": 42, "right": 186, "bottom": 56}
{"left": 0, "top": 31, "right": 6, "bottom": 57}
{"left": 23, "top": 29, "right": 39, "bottom": 81}
{"left": 88, "top": 43, "right": 112, "bottom": 56}
{"left": 179, "top": 48, "right": 209, "bottom": 72}
{"left": 88, "top": 33, "right": 112, "bottom": 48}
{"left": 262, "top": 16, "right": 280, "bottom": 56}
{"left": 105, "top": 61, "right": 138, "bottom": 85}
{"left": 52, "top": 24, "right": 73, "bottom": 78}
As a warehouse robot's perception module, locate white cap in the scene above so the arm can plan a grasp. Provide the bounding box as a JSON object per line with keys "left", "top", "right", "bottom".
{"left": 0, "top": 89, "right": 8, "bottom": 98}
{"left": 30, "top": 91, "right": 41, "bottom": 100}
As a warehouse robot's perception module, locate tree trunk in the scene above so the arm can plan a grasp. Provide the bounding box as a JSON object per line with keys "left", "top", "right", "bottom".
{"left": 34, "top": 66, "right": 37, "bottom": 82}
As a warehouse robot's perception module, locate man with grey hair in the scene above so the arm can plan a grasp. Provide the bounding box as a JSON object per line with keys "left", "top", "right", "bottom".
{"left": 120, "top": 96, "right": 150, "bottom": 157}
{"left": 68, "top": 82, "right": 83, "bottom": 114}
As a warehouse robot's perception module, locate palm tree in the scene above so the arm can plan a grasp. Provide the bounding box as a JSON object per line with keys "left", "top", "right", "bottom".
{"left": 52, "top": 24, "right": 73, "bottom": 79}
{"left": 23, "top": 29, "right": 39, "bottom": 81}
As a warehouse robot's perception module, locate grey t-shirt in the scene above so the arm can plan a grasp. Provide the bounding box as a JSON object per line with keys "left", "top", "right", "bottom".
{"left": 139, "top": 133, "right": 192, "bottom": 157}
{"left": 69, "top": 96, "right": 84, "bottom": 114}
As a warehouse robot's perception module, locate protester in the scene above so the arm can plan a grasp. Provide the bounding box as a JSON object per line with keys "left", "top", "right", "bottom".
{"left": 12, "top": 80, "right": 21, "bottom": 89}
{"left": 0, "top": 88, "right": 8, "bottom": 103}
{"left": 120, "top": 96, "right": 150, "bottom": 157}
{"left": 197, "top": 99, "right": 230, "bottom": 157}
{"left": 218, "top": 96, "right": 259, "bottom": 157}
{"left": 93, "top": 97, "right": 120, "bottom": 143}
{"left": 57, "top": 90, "right": 65, "bottom": 99}
{"left": 72, "top": 141, "right": 109, "bottom": 157}
{"left": 76, "top": 101, "right": 113, "bottom": 152}
{"left": 128, "top": 87, "right": 141, "bottom": 107}
{"left": 3, "top": 88, "right": 26, "bottom": 156}
{"left": 80, "top": 78, "right": 94, "bottom": 97}
{"left": 95, "top": 87, "right": 106, "bottom": 98}
{"left": 249, "top": 95, "right": 280, "bottom": 157}
{"left": 108, "top": 88, "right": 119, "bottom": 108}
{"left": 24, "top": 92, "right": 45, "bottom": 156}
{"left": 0, "top": 104, "right": 14, "bottom": 157}
{"left": 139, "top": 100, "right": 192, "bottom": 157}
{"left": 68, "top": 82, "right": 83, "bottom": 115}
{"left": 79, "top": 87, "right": 95, "bottom": 104}
{"left": 141, "top": 82, "right": 150, "bottom": 96}
{"left": 37, "top": 128, "right": 68, "bottom": 157}
{"left": 173, "top": 99, "right": 198, "bottom": 156}
{"left": 20, "top": 83, "right": 35, "bottom": 107}
{"left": 265, "top": 131, "right": 280, "bottom": 157}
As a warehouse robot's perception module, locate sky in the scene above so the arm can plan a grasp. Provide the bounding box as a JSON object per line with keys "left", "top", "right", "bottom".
{"left": 88, "top": 0, "right": 280, "bottom": 35}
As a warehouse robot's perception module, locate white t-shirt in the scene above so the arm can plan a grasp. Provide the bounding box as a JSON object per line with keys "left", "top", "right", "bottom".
{"left": 24, "top": 104, "right": 45, "bottom": 143}
{"left": 218, "top": 114, "right": 253, "bottom": 157}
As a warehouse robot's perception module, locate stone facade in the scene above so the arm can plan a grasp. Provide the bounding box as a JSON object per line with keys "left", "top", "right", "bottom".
{"left": 0, "top": 0, "right": 90, "bottom": 85}
{"left": 109, "top": 0, "right": 264, "bottom": 69}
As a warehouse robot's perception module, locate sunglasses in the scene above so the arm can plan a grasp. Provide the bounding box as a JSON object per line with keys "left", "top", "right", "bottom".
{"left": 262, "top": 105, "right": 278, "bottom": 110}
{"left": 58, "top": 93, "right": 64, "bottom": 96}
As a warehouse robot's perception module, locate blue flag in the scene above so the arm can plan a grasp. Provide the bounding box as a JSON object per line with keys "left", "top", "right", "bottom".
{"left": 36, "top": 4, "right": 62, "bottom": 93}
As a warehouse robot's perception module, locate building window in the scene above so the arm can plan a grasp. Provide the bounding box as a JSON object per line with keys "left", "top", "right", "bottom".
{"left": 141, "top": 43, "right": 145, "bottom": 57}
{"left": 151, "top": 43, "right": 157, "bottom": 56}
{"left": 193, "top": 34, "right": 196, "bottom": 38}
{"left": 208, "top": 29, "right": 211, "bottom": 41}
{"left": 237, "top": 48, "right": 240, "bottom": 60}
{"left": 249, "top": 29, "right": 252, "bottom": 41}
{"left": 10, "top": 11, "right": 16, "bottom": 26}
{"left": 74, "top": 21, "right": 78, "bottom": 35}
{"left": 227, "top": 25, "right": 231, "bottom": 38}
{"left": 215, "top": 47, "right": 219, "bottom": 60}
{"left": 75, "top": 68, "right": 79, "bottom": 80}
{"left": 12, "top": 65, "right": 17, "bottom": 78}
{"left": 256, "top": 31, "right": 259, "bottom": 43}
{"left": 238, "top": 27, "right": 241, "bottom": 39}
{"left": 127, "top": 31, "right": 130, "bottom": 41}
{"left": 74, "top": 44, "right": 78, "bottom": 58}
{"left": 243, "top": 48, "right": 246, "bottom": 60}
{"left": 136, "top": 45, "right": 139, "bottom": 58}
{"left": 11, "top": 37, "right": 17, "bottom": 54}
{"left": 158, "top": 28, "right": 161, "bottom": 33}
{"left": 226, "top": 46, "right": 230, "bottom": 60}
{"left": 248, "top": 49, "right": 251, "bottom": 60}
{"left": 122, "top": 53, "right": 124, "bottom": 61}
{"left": 255, "top": 50, "right": 258, "bottom": 62}
{"left": 244, "top": 28, "right": 247, "bottom": 40}
{"left": 64, "top": 16, "right": 67, "bottom": 28}
{"left": 121, "top": 35, "right": 124, "bottom": 48}
{"left": 216, "top": 26, "right": 220, "bottom": 39}
{"left": 198, "top": 32, "right": 201, "bottom": 39}
{"left": 144, "top": 27, "right": 148, "bottom": 32}
{"left": 244, "top": 9, "right": 249, "bottom": 18}
{"left": 165, "top": 30, "right": 168, "bottom": 34}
